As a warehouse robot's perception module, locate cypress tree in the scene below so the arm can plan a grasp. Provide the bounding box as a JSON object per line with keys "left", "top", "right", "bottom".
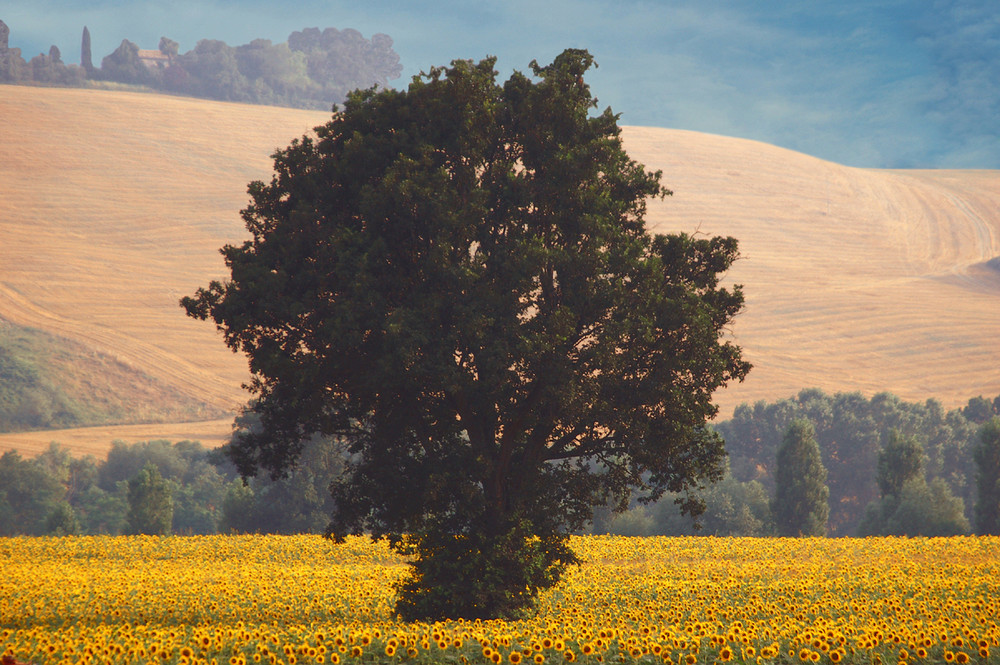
{"left": 973, "top": 417, "right": 1000, "bottom": 535}
{"left": 81, "top": 26, "right": 93, "bottom": 73}
{"left": 773, "top": 419, "right": 829, "bottom": 536}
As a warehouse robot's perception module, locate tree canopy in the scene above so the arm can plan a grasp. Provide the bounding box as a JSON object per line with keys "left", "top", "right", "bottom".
{"left": 183, "top": 48, "right": 750, "bottom": 619}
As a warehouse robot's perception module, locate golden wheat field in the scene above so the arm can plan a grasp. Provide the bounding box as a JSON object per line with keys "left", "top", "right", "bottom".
{"left": 3, "top": 85, "right": 1000, "bottom": 459}
{"left": 2, "top": 535, "right": 998, "bottom": 665}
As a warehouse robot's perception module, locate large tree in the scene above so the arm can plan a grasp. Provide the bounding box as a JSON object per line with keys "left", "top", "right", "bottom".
{"left": 183, "top": 49, "right": 749, "bottom": 619}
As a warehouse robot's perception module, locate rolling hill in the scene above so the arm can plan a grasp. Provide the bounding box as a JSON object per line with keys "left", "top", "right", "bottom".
{"left": 2, "top": 85, "right": 998, "bottom": 458}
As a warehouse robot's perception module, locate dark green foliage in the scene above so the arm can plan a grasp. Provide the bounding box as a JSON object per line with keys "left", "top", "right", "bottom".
{"left": 81, "top": 27, "right": 93, "bottom": 72}
{"left": 858, "top": 477, "right": 970, "bottom": 536}
{"left": 216, "top": 411, "right": 345, "bottom": 534}
{"left": 125, "top": 463, "right": 173, "bottom": 535}
{"left": 287, "top": 27, "right": 401, "bottom": 104}
{"left": 0, "top": 450, "right": 66, "bottom": 535}
{"left": 45, "top": 501, "right": 80, "bottom": 535}
{"left": 170, "top": 464, "right": 229, "bottom": 534}
{"left": 718, "top": 389, "right": 979, "bottom": 535}
{"left": 0, "top": 50, "right": 27, "bottom": 82}
{"left": 0, "top": 21, "right": 28, "bottom": 83}
{"left": 962, "top": 395, "right": 998, "bottom": 424}
{"left": 99, "top": 439, "right": 188, "bottom": 491}
{"left": 594, "top": 467, "right": 773, "bottom": 536}
{"left": 669, "top": 472, "right": 772, "bottom": 536}
{"left": 33, "top": 442, "right": 99, "bottom": 509}
{"left": 773, "top": 419, "right": 829, "bottom": 536}
{"left": 219, "top": 481, "right": 257, "bottom": 533}
{"left": 0, "top": 437, "right": 344, "bottom": 535}
{"left": 100, "top": 439, "right": 230, "bottom": 533}
{"left": 75, "top": 485, "right": 128, "bottom": 534}
{"left": 394, "top": 519, "right": 576, "bottom": 621}
{"left": 973, "top": 417, "right": 1000, "bottom": 535}
{"left": 184, "top": 49, "right": 749, "bottom": 619}
{"left": 158, "top": 37, "right": 179, "bottom": 57}
{"left": 99, "top": 39, "right": 155, "bottom": 85}
{"left": 857, "top": 427, "right": 970, "bottom": 536}
{"left": 876, "top": 429, "right": 923, "bottom": 499}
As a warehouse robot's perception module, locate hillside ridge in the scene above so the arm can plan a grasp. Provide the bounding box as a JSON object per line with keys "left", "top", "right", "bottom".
{"left": 2, "top": 85, "right": 999, "bottom": 457}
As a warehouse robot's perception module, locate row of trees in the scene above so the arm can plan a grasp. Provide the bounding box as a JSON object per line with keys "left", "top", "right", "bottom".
{"left": 597, "top": 391, "right": 1000, "bottom": 538}
{"left": 0, "top": 17, "right": 84, "bottom": 87}
{"left": 4, "top": 391, "right": 998, "bottom": 539}
{"left": 0, "top": 20, "right": 401, "bottom": 109}
{"left": 0, "top": 433, "right": 343, "bottom": 537}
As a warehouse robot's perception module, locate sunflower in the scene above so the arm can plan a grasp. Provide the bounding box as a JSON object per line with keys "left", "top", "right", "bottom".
{"left": 511, "top": 652, "right": 523, "bottom": 664}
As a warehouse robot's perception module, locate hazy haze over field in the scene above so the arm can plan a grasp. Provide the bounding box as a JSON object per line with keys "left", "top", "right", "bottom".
{"left": 4, "top": 0, "right": 998, "bottom": 169}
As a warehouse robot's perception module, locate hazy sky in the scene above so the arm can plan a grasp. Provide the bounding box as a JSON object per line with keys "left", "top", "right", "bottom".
{"left": 4, "top": 0, "right": 998, "bottom": 168}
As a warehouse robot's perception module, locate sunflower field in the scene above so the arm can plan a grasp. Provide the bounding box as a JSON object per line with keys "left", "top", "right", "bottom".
{"left": 2, "top": 535, "right": 998, "bottom": 665}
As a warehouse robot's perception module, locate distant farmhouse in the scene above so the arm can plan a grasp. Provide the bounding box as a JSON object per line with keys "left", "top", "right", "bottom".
{"left": 137, "top": 49, "right": 171, "bottom": 69}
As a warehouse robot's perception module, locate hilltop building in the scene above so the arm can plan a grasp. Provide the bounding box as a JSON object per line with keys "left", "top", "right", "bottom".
{"left": 137, "top": 49, "right": 171, "bottom": 69}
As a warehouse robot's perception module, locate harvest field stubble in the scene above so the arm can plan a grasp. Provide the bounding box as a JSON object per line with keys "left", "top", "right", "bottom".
{"left": 3, "top": 85, "right": 1000, "bottom": 459}
{"left": 2, "top": 535, "right": 999, "bottom": 665}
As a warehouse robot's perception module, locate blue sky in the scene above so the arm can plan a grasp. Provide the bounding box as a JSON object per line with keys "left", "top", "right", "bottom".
{"left": 3, "top": 0, "right": 998, "bottom": 168}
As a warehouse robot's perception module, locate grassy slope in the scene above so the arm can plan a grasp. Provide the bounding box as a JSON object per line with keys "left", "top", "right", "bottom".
{"left": 0, "top": 320, "right": 217, "bottom": 432}
{"left": 1, "top": 86, "right": 998, "bottom": 458}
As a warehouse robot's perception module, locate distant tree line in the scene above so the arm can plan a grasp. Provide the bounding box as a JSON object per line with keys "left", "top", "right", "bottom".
{"left": 0, "top": 19, "right": 402, "bottom": 109}
{"left": 595, "top": 390, "right": 1000, "bottom": 538}
{"left": 3, "top": 390, "right": 999, "bottom": 538}
{"left": 0, "top": 415, "right": 345, "bottom": 536}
